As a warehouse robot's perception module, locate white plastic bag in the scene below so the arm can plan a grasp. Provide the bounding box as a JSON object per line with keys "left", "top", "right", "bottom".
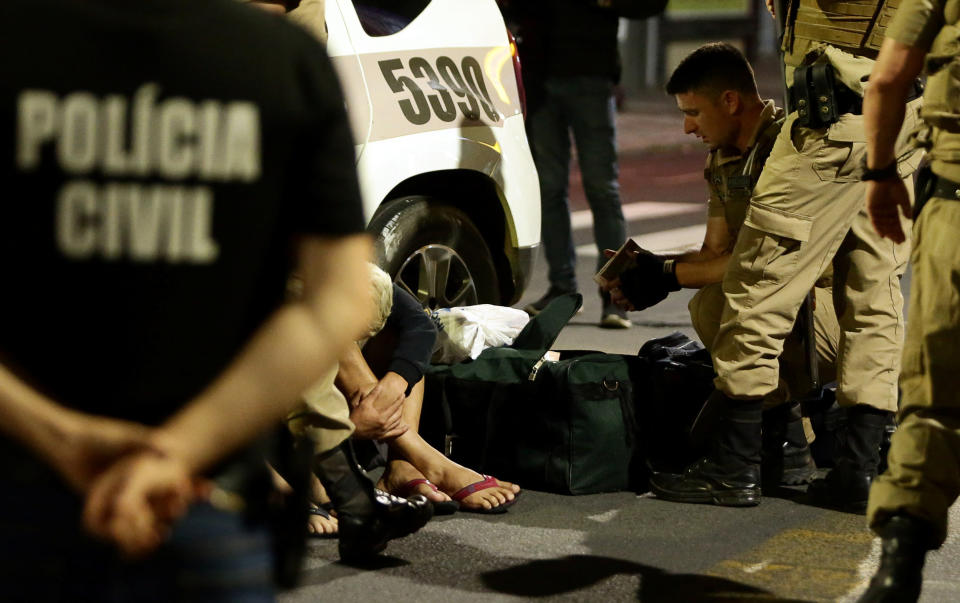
{"left": 429, "top": 304, "right": 530, "bottom": 364}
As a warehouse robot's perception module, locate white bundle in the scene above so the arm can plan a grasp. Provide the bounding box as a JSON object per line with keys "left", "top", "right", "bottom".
{"left": 429, "top": 304, "right": 530, "bottom": 364}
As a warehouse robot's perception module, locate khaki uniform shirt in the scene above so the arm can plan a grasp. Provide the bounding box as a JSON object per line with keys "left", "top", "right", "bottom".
{"left": 887, "top": 0, "right": 960, "bottom": 181}
{"left": 705, "top": 101, "right": 785, "bottom": 243}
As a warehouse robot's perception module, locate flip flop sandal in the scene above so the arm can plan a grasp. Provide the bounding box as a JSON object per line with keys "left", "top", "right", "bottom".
{"left": 451, "top": 475, "right": 520, "bottom": 515}
{"left": 395, "top": 479, "right": 459, "bottom": 515}
{"left": 307, "top": 503, "right": 338, "bottom": 539}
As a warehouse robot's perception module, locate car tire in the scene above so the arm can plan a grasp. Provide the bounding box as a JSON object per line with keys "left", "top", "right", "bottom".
{"left": 369, "top": 196, "right": 500, "bottom": 309}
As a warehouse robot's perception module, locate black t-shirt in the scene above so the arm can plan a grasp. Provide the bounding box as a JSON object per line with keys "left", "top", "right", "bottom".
{"left": 504, "top": 0, "right": 665, "bottom": 85}
{"left": 0, "top": 0, "right": 365, "bottom": 423}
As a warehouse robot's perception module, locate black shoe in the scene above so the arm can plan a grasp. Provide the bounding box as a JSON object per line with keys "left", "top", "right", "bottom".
{"left": 338, "top": 490, "right": 434, "bottom": 564}
{"left": 313, "top": 442, "right": 434, "bottom": 563}
{"left": 524, "top": 285, "right": 576, "bottom": 316}
{"left": 807, "top": 461, "right": 873, "bottom": 513}
{"left": 650, "top": 457, "right": 761, "bottom": 506}
{"left": 762, "top": 402, "right": 817, "bottom": 486}
{"left": 808, "top": 405, "right": 891, "bottom": 513}
{"left": 659, "top": 391, "right": 763, "bottom": 505}
{"left": 778, "top": 445, "right": 817, "bottom": 485}
{"left": 764, "top": 441, "right": 817, "bottom": 486}
{"left": 859, "top": 514, "right": 936, "bottom": 602}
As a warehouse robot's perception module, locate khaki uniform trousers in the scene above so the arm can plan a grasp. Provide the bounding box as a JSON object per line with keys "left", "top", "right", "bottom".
{"left": 711, "top": 106, "right": 919, "bottom": 411}
{"left": 690, "top": 281, "right": 839, "bottom": 411}
{"left": 868, "top": 197, "right": 960, "bottom": 547}
{"left": 286, "top": 365, "right": 355, "bottom": 454}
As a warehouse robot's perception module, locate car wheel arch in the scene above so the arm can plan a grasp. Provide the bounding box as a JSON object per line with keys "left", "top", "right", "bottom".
{"left": 370, "top": 170, "right": 517, "bottom": 304}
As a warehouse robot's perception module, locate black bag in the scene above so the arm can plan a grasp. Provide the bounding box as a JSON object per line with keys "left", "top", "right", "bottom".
{"left": 420, "top": 293, "right": 640, "bottom": 494}
{"left": 629, "top": 332, "right": 716, "bottom": 478}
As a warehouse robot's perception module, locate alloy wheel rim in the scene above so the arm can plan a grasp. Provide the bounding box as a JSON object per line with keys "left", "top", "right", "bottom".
{"left": 395, "top": 244, "right": 479, "bottom": 309}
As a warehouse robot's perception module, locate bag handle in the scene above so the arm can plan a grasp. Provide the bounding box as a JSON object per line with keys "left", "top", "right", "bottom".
{"left": 509, "top": 293, "right": 583, "bottom": 352}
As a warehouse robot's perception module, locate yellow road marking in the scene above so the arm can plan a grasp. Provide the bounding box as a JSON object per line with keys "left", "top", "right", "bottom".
{"left": 706, "top": 514, "right": 875, "bottom": 601}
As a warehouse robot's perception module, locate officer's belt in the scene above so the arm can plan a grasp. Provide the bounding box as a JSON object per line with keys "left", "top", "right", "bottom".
{"left": 930, "top": 174, "right": 960, "bottom": 201}
{"left": 914, "top": 165, "right": 960, "bottom": 220}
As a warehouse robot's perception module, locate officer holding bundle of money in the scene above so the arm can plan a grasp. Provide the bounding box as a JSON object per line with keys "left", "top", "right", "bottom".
{"left": 633, "top": 0, "right": 923, "bottom": 509}
{"left": 603, "top": 42, "right": 841, "bottom": 486}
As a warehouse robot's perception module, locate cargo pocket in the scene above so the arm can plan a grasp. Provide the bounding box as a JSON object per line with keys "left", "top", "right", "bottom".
{"left": 814, "top": 114, "right": 866, "bottom": 183}
{"left": 741, "top": 203, "right": 812, "bottom": 283}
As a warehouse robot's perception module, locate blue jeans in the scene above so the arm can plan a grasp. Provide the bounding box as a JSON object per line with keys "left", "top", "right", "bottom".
{"left": 0, "top": 460, "right": 276, "bottom": 603}
{"left": 528, "top": 76, "right": 626, "bottom": 293}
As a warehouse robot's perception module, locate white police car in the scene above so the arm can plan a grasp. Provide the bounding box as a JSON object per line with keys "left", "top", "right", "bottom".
{"left": 324, "top": 0, "right": 540, "bottom": 308}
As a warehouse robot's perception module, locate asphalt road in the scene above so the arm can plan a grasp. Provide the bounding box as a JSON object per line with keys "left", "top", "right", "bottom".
{"left": 280, "top": 110, "right": 960, "bottom": 602}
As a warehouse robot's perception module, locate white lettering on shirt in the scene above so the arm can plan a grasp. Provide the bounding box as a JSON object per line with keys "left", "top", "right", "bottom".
{"left": 56, "top": 181, "right": 220, "bottom": 263}
{"left": 16, "top": 84, "right": 258, "bottom": 264}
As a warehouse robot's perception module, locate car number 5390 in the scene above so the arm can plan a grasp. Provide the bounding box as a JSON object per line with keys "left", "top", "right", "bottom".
{"left": 378, "top": 55, "right": 500, "bottom": 125}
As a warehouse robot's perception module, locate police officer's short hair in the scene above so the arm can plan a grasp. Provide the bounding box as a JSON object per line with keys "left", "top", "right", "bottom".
{"left": 665, "top": 42, "right": 758, "bottom": 99}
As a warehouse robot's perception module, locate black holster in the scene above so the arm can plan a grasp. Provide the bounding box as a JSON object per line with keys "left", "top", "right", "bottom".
{"left": 913, "top": 163, "right": 960, "bottom": 220}
{"left": 914, "top": 163, "right": 935, "bottom": 220}
{"left": 790, "top": 63, "right": 850, "bottom": 128}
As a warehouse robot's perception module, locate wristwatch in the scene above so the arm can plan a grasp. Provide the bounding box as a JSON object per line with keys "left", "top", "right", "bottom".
{"left": 861, "top": 158, "right": 899, "bottom": 181}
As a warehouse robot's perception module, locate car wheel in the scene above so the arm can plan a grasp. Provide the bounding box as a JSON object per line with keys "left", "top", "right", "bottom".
{"left": 369, "top": 196, "right": 500, "bottom": 309}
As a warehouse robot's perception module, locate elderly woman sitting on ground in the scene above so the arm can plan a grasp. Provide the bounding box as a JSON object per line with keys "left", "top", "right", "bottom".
{"left": 288, "top": 264, "right": 520, "bottom": 537}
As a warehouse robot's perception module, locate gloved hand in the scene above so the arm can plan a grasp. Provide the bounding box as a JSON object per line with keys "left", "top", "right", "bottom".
{"left": 617, "top": 251, "right": 681, "bottom": 311}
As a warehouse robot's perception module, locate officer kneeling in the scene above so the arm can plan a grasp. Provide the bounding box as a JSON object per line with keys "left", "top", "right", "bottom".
{"left": 604, "top": 42, "right": 842, "bottom": 501}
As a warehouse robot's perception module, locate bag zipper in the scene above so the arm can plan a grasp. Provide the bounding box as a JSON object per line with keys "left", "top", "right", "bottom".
{"left": 529, "top": 356, "right": 546, "bottom": 381}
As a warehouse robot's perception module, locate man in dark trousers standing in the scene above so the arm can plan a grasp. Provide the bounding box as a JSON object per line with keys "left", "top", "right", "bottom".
{"left": 503, "top": 0, "right": 667, "bottom": 328}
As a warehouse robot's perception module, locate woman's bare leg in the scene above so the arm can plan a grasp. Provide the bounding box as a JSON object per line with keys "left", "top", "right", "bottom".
{"left": 360, "top": 338, "right": 521, "bottom": 511}
{"left": 384, "top": 380, "right": 519, "bottom": 511}
{"left": 376, "top": 380, "right": 453, "bottom": 503}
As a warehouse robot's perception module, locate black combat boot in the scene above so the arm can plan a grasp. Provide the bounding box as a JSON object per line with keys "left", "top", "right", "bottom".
{"left": 650, "top": 391, "right": 762, "bottom": 506}
{"left": 859, "top": 514, "right": 937, "bottom": 603}
{"left": 313, "top": 441, "right": 433, "bottom": 563}
{"left": 808, "top": 404, "right": 891, "bottom": 513}
{"left": 763, "top": 401, "right": 817, "bottom": 486}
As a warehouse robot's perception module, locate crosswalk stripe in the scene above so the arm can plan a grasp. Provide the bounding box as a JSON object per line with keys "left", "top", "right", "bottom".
{"left": 576, "top": 223, "right": 706, "bottom": 257}
{"left": 571, "top": 201, "right": 703, "bottom": 230}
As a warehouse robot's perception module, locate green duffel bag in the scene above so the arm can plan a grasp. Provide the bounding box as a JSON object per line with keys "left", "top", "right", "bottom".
{"left": 421, "top": 293, "right": 641, "bottom": 495}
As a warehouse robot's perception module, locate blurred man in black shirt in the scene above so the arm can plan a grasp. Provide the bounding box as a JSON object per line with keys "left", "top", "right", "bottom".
{"left": 0, "top": 0, "right": 373, "bottom": 598}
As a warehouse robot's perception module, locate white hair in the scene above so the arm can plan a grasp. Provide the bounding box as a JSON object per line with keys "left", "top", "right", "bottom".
{"left": 361, "top": 263, "right": 395, "bottom": 344}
